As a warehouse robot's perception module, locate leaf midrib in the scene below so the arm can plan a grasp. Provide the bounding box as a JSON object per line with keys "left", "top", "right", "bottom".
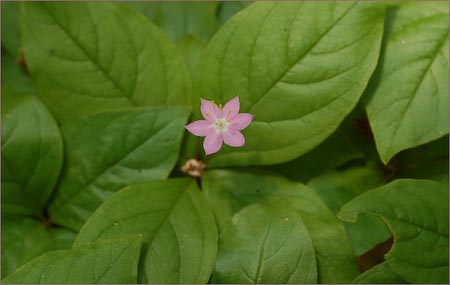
{"left": 253, "top": 212, "right": 273, "bottom": 283}
{"left": 52, "top": 112, "right": 174, "bottom": 217}
{"left": 247, "top": 2, "right": 358, "bottom": 113}
{"left": 95, "top": 242, "right": 134, "bottom": 283}
{"left": 386, "top": 29, "right": 449, "bottom": 156}
{"left": 39, "top": 4, "right": 137, "bottom": 106}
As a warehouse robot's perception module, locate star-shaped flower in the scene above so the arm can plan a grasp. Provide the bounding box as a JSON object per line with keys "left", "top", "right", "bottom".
{"left": 185, "top": 96, "right": 254, "bottom": 155}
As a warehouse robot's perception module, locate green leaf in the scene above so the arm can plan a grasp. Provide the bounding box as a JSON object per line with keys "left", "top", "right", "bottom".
{"left": 352, "top": 262, "right": 408, "bottom": 284}
{"left": 308, "top": 166, "right": 392, "bottom": 255}
{"left": 48, "top": 107, "right": 189, "bottom": 231}
{"left": 176, "top": 35, "right": 207, "bottom": 76}
{"left": 21, "top": 2, "right": 190, "bottom": 124}
{"left": 195, "top": 2, "right": 385, "bottom": 166}
{"left": 125, "top": 1, "right": 219, "bottom": 41}
{"left": 1, "top": 217, "right": 76, "bottom": 278}
{"left": 366, "top": 2, "right": 449, "bottom": 163}
{"left": 268, "top": 130, "right": 363, "bottom": 182}
{"left": 2, "top": 236, "right": 142, "bottom": 284}
{"left": 74, "top": 178, "right": 218, "bottom": 284}
{"left": 2, "top": 2, "right": 21, "bottom": 57}
{"left": 202, "top": 170, "right": 358, "bottom": 283}
{"left": 217, "top": 1, "right": 252, "bottom": 26}
{"left": 213, "top": 200, "right": 317, "bottom": 283}
{"left": 2, "top": 90, "right": 63, "bottom": 216}
{"left": 1, "top": 54, "right": 34, "bottom": 94}
{"left": 339, "top": 179, "right": 449, "bottom": 283}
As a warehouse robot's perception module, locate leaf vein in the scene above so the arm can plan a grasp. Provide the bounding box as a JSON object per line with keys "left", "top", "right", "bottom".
{"left": 247, "top": 2, "right": 357, "bottom": 112}
{"left": 40, "top": 4, "right": 137, "bottom": 106}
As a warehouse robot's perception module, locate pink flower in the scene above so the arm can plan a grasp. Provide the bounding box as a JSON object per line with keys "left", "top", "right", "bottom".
{"left": 185, "top": 96, "right": 254, "bottom": 155}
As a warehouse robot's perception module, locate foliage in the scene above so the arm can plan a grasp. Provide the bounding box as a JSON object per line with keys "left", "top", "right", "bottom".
{"left": 2, "top": 1, "right": 448, "bottom": 284}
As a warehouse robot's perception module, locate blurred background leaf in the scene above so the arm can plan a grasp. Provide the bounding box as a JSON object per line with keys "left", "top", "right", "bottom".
{"left": 2, "top": 90, "right": 63, "bottom": 217}
{"left": 125, "top": 1, "right": 219, "bottom": 42}
{"left": 2, "top": 236, "right": 143, "bottom": 284}
{"left": 2, "top": 2, "right": 21, "bottom": 57}
{"left": 308, "top": 165, "right": 391, "bottom": 256}
{"left": 1, "top": 217, "right": 76, "bottom": 279}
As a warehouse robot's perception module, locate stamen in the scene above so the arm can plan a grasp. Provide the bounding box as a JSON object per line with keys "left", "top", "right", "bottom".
{"left": 228, "top": 110, "right": 232, "bottom": 114}
{"left": 205, "top": 112, "right": 209, "bottom": 116}
{"left": 211, "top": 100, "right": 215, "bottom": 105}
{"left": 219, "top": 104, "right": 223, "bottom": 109}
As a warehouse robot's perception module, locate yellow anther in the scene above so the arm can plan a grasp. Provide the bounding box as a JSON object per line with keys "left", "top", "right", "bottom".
{"left": 211, "top": 100, "right": 215, "bottom": 105}
{"left": 219, "top": 104, "right": 223, "bottom": 109}
{"left": 205, "top": 112, "right": 209, "bottom": 116}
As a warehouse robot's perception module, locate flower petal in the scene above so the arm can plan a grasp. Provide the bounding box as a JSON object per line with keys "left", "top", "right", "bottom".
{"left": 230, "top": 113, "right": 254, "bottom": 130}
{"left": 203, "top": 131, "right": 223, "bottom": 155}
{"left": 223, "top": 130, "right": 245, "bottom": 147}
{"left": 201, "top": 99, "right": 220, "bottom": 122}
{"left": 185, "top": 120, "right": 212, "bottom": 137}
{"left": 222, "top": 96, "right": 240, "bottom": 120}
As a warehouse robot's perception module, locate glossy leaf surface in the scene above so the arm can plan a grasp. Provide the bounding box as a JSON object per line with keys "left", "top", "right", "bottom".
{"left": 213, "top": 200, "right": 317, "bottom": 283}
{"left": 203, "top": 170, "right": 358, "bottom": 283}
{"left": 196, "top": 2, "right": 385, "bottom": 166}
{"left": 366, "top": 2, "right": 449, "bottom": 163}
{"left": 74, "top": 179, "right": 218, "bottom": 284}
{"left": 21, "top": 2, "right": 190, "bottom": 124}
{"left": 2, "top": 236, "right": 142, "bottom": 284}
{"left": 49, "top": 107, "right": 189, "bottom": 230}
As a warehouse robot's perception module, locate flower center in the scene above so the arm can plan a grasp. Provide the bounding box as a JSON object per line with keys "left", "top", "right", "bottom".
{"left": 213, "top": 118, "right": 229, "bottom": 132}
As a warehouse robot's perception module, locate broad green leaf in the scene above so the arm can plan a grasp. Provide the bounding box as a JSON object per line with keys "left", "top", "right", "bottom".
{"left": 308, "top": 166, "right": 391, "bottom": 255}
{"left": 217, "top": 1, "right": 252, "bottom": 26}
{"left": 339, "top": 179, "right": 449, "bottom": 283}
{"left": 2, "top": 2, "right": 21, "bottom": 57}
{"left": 213, "top": 200, "right": 317, "bottom": 284}
{"left": 195, "top": 2, "right": 385, "bottom": 166}
{"left": 176, "top": 35, "right": 207, "bottom": 76}
{"left": 1, "top": 217, "right": 76, "bottom": 278}
{"left": 366, "top": 2, "right": 449, "bottom": 163}
{"left": 2, "top": 90, "right": 63, "bottom": 216}
{"left": 2, "top": 54, "right": 34, "bottom": 94}
{"left": 21, "top": 2, "right": 190, "bottom": 124}
{"left": 74, "top": 178, "right": 218, "bottom": 284}
{"left": 202, "top": 170, "right": 358, "bottom": 283}
{"left": 125, "top": 1, "right": 219, "bottom": 41}
{"left": 397, "top": 136, "right": 449, "bottom": 183}
{"left": 268, "top": 130, "right": 363, "bottom": 182}
{"left": 352, "top": 262, "right": 407, "bottom": 284}
{"left": 2, "top": 236, "right": 142, "bottom": 284}
{"left": 48, "top": 107, "right": 189, "bottom": 231}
